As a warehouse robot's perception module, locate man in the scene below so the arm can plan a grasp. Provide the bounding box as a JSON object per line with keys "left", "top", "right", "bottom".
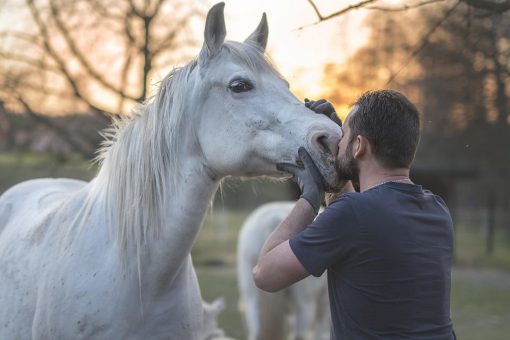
{"left": 252, "top": 90, "right": 456, "bottom": 339}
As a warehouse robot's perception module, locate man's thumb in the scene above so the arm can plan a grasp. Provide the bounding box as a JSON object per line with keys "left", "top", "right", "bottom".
{"left": 277, "top": 162, "right": 301, "bottom": 176}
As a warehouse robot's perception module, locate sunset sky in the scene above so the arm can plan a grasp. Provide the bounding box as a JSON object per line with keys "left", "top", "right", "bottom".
{"left": 218, "top": 0, "right": 371, "bottom": 98}
{"left": 0, "top": 0, "right": 404, "bottom": 117}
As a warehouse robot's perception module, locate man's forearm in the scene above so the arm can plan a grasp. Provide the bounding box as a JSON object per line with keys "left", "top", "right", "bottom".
{"left": 257, "top": 198, "right": 316, "bottom": 261}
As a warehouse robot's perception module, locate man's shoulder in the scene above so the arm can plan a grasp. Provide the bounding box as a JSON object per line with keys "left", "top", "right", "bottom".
{"left": 329, "top": 191, "right": 358, "bottom": 205}
{"left": 320, "top": 193, "right": 359, "bottom": 224}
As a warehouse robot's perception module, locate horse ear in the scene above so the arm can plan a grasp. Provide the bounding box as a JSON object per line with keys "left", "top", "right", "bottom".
{"left": 201, "top": 2, "right": 226, "bottom": 59}
{"left": 210, "top": 297, "right": 225, "bottom": 315}
{"left": 244, "top": 13, "right": 268, "bottom": 52}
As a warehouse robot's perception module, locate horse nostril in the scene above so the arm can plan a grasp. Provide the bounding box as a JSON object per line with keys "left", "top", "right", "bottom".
{"left": 317, "top": 136, "right": 331, "bottom": 152}
{"left": 310, "top": 131, "right": 338, "bottom": 157}
{"left": 316, "top": 135, "right": 331, "bottom": 154}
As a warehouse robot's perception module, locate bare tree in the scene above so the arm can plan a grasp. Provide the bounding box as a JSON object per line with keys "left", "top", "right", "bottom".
{"left": 0, "top": 0, "right": 203, "bottom": 156}
{"left": 305, "top": 0, "right": 510, "bottom": 86}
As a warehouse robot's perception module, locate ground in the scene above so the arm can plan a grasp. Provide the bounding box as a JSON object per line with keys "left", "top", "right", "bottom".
{"left": 197, "top": 266, "right": 510, "bottom": 340}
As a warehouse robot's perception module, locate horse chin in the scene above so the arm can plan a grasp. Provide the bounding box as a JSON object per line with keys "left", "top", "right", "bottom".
{"left": 322, "top": 173, "right": 347, "bottom": 193}
{"left": 313, "top": 153, "right": 345, "bottom": 193}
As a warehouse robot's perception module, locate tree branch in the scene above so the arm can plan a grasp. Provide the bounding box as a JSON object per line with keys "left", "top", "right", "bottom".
{"left": 0, "top": 31, "right": 41, "bottom": 47}
{"left": 386, "top": 1, "right": 461, "bottom": 85}
{"left": 150, "top": 0, "right": 166, "bottom": 18}
{"left": 460, "top": 0, "right": 510, "bottom": 12}
{"left": 48, "top": 0, "right": 138, "bottom": 102}
{"left": 366, "top": 0, "right": 447, "bottom": 12}
{"left": 26, "top": 0, "right": 112, "bottom": 122}
{"left": 118, "top": 47, "right": 134, "bottom": 112}
{"left": 0, "top": 51, "right": 60, "bottom": 74}
{"left": 298, "top": 0, "right": 378, "bottom": 30}
{"left": 16, "top": 95, "right": 94, "bottom": 158}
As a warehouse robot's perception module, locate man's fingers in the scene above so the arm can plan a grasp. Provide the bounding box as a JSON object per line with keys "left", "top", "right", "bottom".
{"left": 298, "top": 147, "right": 325, "bottom": 187}
{"left": 309, "top": 99, "right": 326, "bottom": 111}
{"left": 314, "top": 102, "right": 335, "bottom": 115}
{"left": 298, "top": 148, "right": 316, "bottom": 171}
{"left": 276, "top": 162, "right": 301, "bottom": 176}
{"left": 330, "top": 112, "right": 342, "bottom": 126}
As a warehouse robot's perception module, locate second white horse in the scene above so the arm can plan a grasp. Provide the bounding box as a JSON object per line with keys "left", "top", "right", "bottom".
{"left": 238, "top": 202, "right": 330, "bottom": 340}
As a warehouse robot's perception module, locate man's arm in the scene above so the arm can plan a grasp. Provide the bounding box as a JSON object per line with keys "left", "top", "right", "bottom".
{"left": 252, "top": 198, "right": 315, "bottom": 292}
{"left": 252, "top": 180, "right": 355, "bottom": 292}
{"left": 253, "top": 99, "right": 347, "bottom": 292}
{"left": 253, "top": 147, "right": 325, "bottom": 292}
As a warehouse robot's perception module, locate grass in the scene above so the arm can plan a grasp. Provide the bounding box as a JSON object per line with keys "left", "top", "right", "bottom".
{"left": 454, "top": 226, "right": 510, "bottom": 271}
{"left": 0, "top": 152, "right": 95, "bottom": 193}
{"left": 194, "top": 210, "right": 510, "bottom": 339}
{"left": 196, "top": 265, "right": 510, "bottom": 340}
{"left": 451, "top": 269, "right": 510, "bottom": 340}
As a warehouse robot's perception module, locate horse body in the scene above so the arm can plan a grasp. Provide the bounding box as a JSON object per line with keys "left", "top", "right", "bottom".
{"left": 238, "top": 202, "right": 330, "bottom": 340}
{"left": 0, "top": 163, "right": 215, "bottom": 339}
{"left": 0, "top": 3, "right": 342, "bottom": 339}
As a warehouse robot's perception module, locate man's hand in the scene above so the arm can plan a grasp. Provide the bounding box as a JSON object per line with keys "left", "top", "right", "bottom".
{"left": 305, "top": 98, "right": 342, "bottom": 126}
{"left": 277, "top": 147, "right": 325, "bottom": 213}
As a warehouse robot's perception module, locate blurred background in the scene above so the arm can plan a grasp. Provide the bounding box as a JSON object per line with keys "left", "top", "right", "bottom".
{"left": 1, "top": 0, "right": 509, "bottom": 339}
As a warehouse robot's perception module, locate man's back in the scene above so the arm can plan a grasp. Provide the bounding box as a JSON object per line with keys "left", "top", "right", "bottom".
{"left": 290, "top": 182, "right": 456, "bottom": 339}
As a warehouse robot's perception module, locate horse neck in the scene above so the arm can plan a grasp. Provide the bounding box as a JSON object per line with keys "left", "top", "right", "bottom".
{"left": 141, "top": 154, "right": 219, "bottom": 289}
{"left": 94, "top": 103, "right": 220, "bottom": 289}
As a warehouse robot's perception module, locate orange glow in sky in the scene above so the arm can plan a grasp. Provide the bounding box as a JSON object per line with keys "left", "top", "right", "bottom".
{"left": 220, "top": 0, "right": 370, "bottom": 100}
{"left": 0, "top": 0, "right": 375, "bottom": 116}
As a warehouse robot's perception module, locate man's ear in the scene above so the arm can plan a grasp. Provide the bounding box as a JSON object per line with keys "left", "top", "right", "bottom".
{"left": 353, "top": 135, "right": 367, "bottom": 159}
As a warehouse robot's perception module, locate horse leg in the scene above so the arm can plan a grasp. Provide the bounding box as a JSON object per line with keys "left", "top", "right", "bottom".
{"left": 243, "top": 295, "right": 261, "bottom": 340}
{"left": 292, "top": 291, "right": 317, "bottom": 340}
{"left": 314, "top": 284, "right": 331, "bottom": 340}
{"left": 259, "top": 290, "right": 287, "bottom": 340}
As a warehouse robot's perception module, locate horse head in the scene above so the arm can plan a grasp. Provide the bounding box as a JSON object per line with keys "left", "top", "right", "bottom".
{"left": 190, "top": 2, "right": 343, "bottom": 190}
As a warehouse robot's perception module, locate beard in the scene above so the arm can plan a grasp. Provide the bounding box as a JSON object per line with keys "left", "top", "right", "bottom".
{"left": 335, "top": 138, "right": 360, "bottom": 186}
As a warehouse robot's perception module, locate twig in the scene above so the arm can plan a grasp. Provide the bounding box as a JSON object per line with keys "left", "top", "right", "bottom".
{"left": 460, "top": 0, "right": 510, "bottom": 12}
{"left": 298, "top": 0, "right": 378, "bottom": 30}
{"left": 26, "top": 0, "right": 112, "bottom": 122}
{"left": 386, "top": 1, "right": 461, "bottom": 85}
{"left": 48, "top": 0, "right": 138, "bottom": 102}
{"left": 16, "top": 95, "right": 94, "bottom": 158}
{"left": 366, "top": 0, "right": 446, "bottom": 12}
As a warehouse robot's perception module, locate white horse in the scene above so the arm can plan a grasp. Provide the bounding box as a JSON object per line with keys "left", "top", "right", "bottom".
{"left": 238, "top": 202, "right": 330, "bottom": 340}
{"left": 0, "top": 3, "right": 342, "bottom": 339}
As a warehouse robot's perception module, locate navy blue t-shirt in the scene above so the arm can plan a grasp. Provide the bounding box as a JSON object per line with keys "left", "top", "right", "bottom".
{"left": 290, "top": 182, "right": 456, "bottom": 339}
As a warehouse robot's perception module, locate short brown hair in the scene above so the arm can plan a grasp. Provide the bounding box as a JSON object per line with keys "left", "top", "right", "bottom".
{"left": 350, "top": 90, "right": 420, "bottom": 168}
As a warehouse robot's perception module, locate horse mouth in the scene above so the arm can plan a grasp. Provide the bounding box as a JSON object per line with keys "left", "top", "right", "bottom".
{"left": 311, "top": 150, "right": 345, "bottom": 192}
{"left": 277, "top": 149, "right": 343, "bottom": 192}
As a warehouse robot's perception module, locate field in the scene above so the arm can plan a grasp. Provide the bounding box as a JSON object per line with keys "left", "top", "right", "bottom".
{"left": 2, "top": 152, "right": 510, "bottom": 339}
{"left": 195, "top": 211, "right": 510, "bottom": 340}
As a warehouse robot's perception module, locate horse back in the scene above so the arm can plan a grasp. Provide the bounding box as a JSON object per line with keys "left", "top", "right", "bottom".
{"left": 0, "top": 178, "right": 86, "bottom": 230}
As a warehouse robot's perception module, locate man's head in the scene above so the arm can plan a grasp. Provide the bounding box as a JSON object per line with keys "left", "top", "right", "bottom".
{"left": 336, "top": 90, "right": 421, "bottom": 182}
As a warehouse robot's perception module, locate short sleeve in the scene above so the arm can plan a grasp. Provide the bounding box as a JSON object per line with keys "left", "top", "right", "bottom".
{"left": 289, "top": 195, "right": 358, "bottom": 277}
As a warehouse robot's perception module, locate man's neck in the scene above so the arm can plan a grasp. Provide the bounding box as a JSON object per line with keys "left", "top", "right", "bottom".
{"left": 358, "top": 162, "right": 411, "bottom": 192}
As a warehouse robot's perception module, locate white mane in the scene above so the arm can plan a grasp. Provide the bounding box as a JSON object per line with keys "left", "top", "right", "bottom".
{"left": 91, "top": 60, "right": 197, "bottom": 253}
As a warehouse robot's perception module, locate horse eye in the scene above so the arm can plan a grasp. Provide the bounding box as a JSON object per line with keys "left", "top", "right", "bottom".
{"left": 228, "top": 79, "right": 253, "bottom": 93}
